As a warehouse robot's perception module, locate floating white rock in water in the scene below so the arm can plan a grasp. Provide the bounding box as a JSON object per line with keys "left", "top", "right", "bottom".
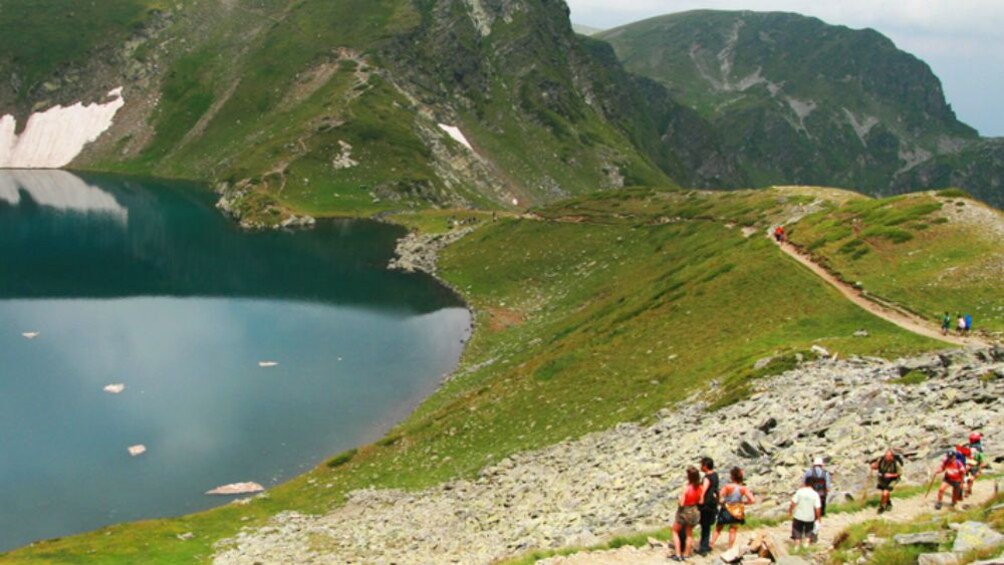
{"left": 258, "top": 361, "right": 279, "bottom": 368}
{"left": 21, "top": 331, "right": 40, "bottom": 339}
{"left": 206, "top": 482, "right": 265, "bottom": 495}
{"left": 127, "top": 444, "right": 146, "bottom": 456}
{"left": 103, "top": 383, "right": 125, "bottom": 394}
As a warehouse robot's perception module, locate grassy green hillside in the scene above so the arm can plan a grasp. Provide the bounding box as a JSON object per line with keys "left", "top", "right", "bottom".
{"left": 786, "top": 188, "right": 1004, "bottom": 333}
{"left": 1, "top": 0, "right": 690, "bottom": 226}
{"left": 597, "top": 10, "right": 1004, "bottom": 208}
{"left": 0, "top": 188, "right": 944, "bottom": 563}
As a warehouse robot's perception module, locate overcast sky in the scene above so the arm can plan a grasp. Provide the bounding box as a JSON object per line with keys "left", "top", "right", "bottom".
{"left": 567, "top": 0, "right": 1004, "bottom": 137}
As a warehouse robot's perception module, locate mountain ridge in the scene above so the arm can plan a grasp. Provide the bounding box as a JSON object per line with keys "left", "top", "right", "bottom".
{"left": 598, "top": 9, "right": 1004, "bottom": 207}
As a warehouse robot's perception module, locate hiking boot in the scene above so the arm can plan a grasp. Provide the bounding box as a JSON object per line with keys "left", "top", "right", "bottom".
{"left": 935, "top": 501, "right": 942, "bottom": 510}
{"left": 877, "top": 505, "right": 885, "bottom": 515}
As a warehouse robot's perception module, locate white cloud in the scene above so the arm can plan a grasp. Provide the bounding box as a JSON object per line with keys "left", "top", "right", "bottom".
{"left": 567, "top": 0, "right": 1004, "bottom": 135}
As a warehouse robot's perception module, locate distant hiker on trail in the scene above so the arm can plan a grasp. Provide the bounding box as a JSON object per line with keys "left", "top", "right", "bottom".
{"left": 804, "top": 457, "right": 833, "bottom": 517}
{"left": 789, "top": 477, "right": 822, "bottom": 548}
{"left": 967, "top": 432, "right": 985, "bottom": 497}
{"left": 941, "top": 312, "right": 952, "bottom": 336}
{"left": 697, "top": 457, "right": 719, "bottom": 556}
{"left": 774, "top": 225, "right": 786, "bottom": 243}
{"left": 671, "top": 467, "right": 703, "bottom": 561}
{"left": 711, "top": 466, "right": 755, "bottom": 550}
{"left": 871, "top": 449, "right": 902, "bottom": 514}
{"left": 957, "top": 313, "right": 967, "bottom": 336}
{"left": 934, "top": 449, "right": 966, "bottom": 510}
{"left": 965, "top": 313, "right": 973, "bottom": 336}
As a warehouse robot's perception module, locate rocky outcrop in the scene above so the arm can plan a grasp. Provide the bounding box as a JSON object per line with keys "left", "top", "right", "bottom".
{"left": 212, "top": 347, "right": 1004, "bottom": 564}
{"left": 388, "top": 227, "right": 475, "bottom": 275}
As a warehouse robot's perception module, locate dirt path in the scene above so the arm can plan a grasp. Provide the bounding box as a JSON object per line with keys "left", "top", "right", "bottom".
{"left": 773, "top": 238, "right": 987, "bottom": 347}
{"left": 540, "top": 480, "right": 997, "bottom": 564}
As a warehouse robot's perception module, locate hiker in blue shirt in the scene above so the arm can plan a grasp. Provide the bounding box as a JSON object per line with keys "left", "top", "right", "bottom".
{"left": 964, "top": 314, "right": 973, "bottom": 336}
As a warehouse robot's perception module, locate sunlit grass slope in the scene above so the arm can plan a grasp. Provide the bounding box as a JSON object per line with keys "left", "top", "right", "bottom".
{"left": 1, "top": 188, "right": 942, "bottom": 563}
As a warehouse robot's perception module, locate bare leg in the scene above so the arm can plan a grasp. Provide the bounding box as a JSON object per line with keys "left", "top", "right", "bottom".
{"left": 711, "top": 525, "right": 723, "bottom": 547}
{"left": 728, "top": 526, "right": 738, "bottom": 548}
{"left": 672, "top": 523, "right": 682, "bottom": 557}
{"left": 684, "top": 526, "right": 694, "bottom": 557}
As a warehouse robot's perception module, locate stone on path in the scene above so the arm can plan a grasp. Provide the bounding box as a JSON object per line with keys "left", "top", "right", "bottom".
{"left": 810, "top": 345, "right": 830, "bottom": 357}
{"left": 895, "top": 531, "right": 949, "bottom": 545}
{"left": 207, "top": 482, "right": 265, "bottom": 496}
{"left": 952, "top": 521, "right": 1004, "bottom": 553}
{"left": 918, "top": 553, "right": 961, "bottom": 565}
{"left": 776, "top": 557, "right": 811, "bottom": 565}
{"left": 103, "top": 383, "right": 125, "bottom": 394}
{"left": 128, "top": 444, "right": 146, "bottom": 456}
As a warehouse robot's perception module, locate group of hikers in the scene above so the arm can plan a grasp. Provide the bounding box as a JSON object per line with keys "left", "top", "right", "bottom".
{"left": 667, "top": 432, "right": 987, "bottom": 560}
{"left": 942, "top": 311, "right": 975, "bottom": 336}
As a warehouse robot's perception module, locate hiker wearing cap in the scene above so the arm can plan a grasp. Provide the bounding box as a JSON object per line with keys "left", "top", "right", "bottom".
{"left": 871, "top": 449, "right": 902, "bottom": 514}
{"left": 789, "top": 476, "right": 822, "bottom": 548}
{"left": 711, "top": 466, "right": 755, "bottom": 550}
{"left": 671, "top": 467, "right": 703, "bottom": 561}
{"left": 696, "top": 457, "right": 719, "bottom": 556}
{"left": 964, "top": 436, "right": 985, "bottom": 497}
{"left": 804, "top": 457, "right": 833, "bottom": 517}
{"left": 934, "top": 449, "right": 966, "bottom": 510}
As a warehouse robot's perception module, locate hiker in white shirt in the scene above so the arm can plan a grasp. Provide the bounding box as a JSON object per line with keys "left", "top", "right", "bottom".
{"left": 789, "top": 477, "right": 822, "bottom": 547}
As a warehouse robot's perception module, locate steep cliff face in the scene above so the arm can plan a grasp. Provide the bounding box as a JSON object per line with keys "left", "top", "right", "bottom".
{"left": 598, "top": 10, "right": 1002, "bottom": 206}
{"left": 0, "top": 0, "right": 699, "bottom": 225}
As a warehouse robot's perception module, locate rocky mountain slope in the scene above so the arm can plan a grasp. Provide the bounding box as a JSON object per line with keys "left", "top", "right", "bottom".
{"left": 2, "top": 0, "right": 726, "bottom": 226}
{"left": 598, "top": 10, "right": 1004, "bottom": 207}
{"left": 214, "top": 346, "right": 1004, "bottom": 564}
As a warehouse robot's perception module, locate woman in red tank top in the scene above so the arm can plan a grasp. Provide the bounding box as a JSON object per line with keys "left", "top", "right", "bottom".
{"left": 671, "top": 467, "right": 705, "bottom": 560}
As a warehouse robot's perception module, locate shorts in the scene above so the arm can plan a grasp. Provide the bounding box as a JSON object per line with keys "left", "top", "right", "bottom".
{"left": 676, "top": 505, "right": 700, "bottom": 527}
{"left": 791, "top": 519, "right": 815, "bottom": 540}
{"left": 877, "top": 478, "right": 898, "bottom": 492}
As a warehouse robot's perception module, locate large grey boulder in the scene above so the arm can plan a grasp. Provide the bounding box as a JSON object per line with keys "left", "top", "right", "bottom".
{"left": 894, "top": 531, "right": 949, "bottom": 545}
{"left": 952, "top": 522, "right": 1004, "bottom": 553}
{"left": 918, "top": 553, "right": 960, "bottom": 565}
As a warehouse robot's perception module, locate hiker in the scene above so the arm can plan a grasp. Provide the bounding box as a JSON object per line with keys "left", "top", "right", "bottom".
{"left": 697, "top": 457, "right": 719, "bottom": 556}
{"left": 711, "top": 466, "right": 755, "bottom": 550}
{"left": 957, "top": 313, "right": 967, "bottom": 336}
{"left": 871, "top": 449, "right": 902, "bottom": 514}
{"left": 967, "top": 433, "right": 985, "bottom": 497}
{"left": 774, "top": 225, "right": 786, "bottom": 243}
{"left": 804, "top": 457, "right": 833, "bottom": 517}
{"left": 964, "top": 313, "right": 973, "bottom": 336}
{"left": 934, "top": 449, "right": 966, "bottom": 510}
{"left": 941, "top": 312, "right": 952, "bottom": 336}
{"left": 671, "top": 467, "right": 703, "bottom": 561}
{"left": 789, "top": 476, "right": 822, "bottom": 548}
{"left": 970, "top": 431, "right": 984, "bottom": 454}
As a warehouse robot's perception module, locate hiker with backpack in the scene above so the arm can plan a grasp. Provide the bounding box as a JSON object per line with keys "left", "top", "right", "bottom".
{"left": 696, "top": 457, "right": 719, "bottom": 556}
{"left": 670, "top": 467, "right": 704, "bottom": 561}
{"left": 789, "top": 476, "right": 822, "bottom": 548}
{"left": 964, "top": 313, "right": 973, "bottom": 336}
{"left": 934, "top": 449, "right": 966, "bottom": 510}
{"left": 871, "top": 449, "right": 902, "bottom": 514}
{"left": 804, "top": 457, "right": 832, "bottom": 517}
{"left": 967, "top": 432, "right": 985, "bottom": 497}
{"left": 941, "top": 312, "right": 952, "bottom": 336}
{"left": 957, "top": 313, "right": 967, "bottom": 336}
{"left": 711, "top": 466, "right": 755, "bottom": 550}
{"left": 774, "top": 226, "right": 786, "bottom": 243}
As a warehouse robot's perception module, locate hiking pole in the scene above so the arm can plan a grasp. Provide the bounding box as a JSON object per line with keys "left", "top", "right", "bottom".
{"left": 924, "top": 473, "right": 938, "bottom": 499}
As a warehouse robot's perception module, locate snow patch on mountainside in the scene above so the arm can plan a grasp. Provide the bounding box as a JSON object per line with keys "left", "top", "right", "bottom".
{"left": 0, "top": 88, "right": 125, "bottom": 168}
{"left": 438, "top": 124, "right": 474, "bottom": 151}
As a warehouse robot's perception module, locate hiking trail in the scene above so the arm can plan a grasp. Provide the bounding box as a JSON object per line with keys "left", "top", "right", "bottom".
{"left": 773, "top": 237, "right": 988, "bottom": 347}
{"left": 539, "top": 479, "right": 997, "bottom": 564}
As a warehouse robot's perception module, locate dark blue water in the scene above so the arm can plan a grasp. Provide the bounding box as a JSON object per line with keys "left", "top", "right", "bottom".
{"left": 0, "top": 170, "right": 470, "bottom": 551}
